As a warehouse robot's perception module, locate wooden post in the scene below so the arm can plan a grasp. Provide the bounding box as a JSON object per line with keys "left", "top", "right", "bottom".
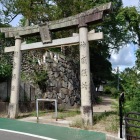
{"left": 8, "top": 36, "right": 22, "bottom": 118}
{"left": 79, "top": 25, "right": 93, "bottom": 125}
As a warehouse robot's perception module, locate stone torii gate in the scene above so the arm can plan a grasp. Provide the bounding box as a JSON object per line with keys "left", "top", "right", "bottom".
{"left": 0, "top": 2, "right": 112, "bottom": 125}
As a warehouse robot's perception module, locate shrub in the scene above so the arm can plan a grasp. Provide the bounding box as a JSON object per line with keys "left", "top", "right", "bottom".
{"left": 104, "top": 86, "right": 112, "bottom": 94}
{"left": 104, "top": 86, "right": 119, "bottom": 98}
{"left": 110, "top": 87, "right": 119, "bottom": 98}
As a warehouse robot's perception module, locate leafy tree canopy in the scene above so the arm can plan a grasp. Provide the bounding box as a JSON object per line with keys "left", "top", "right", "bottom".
{"left": 116, "top": 6, "right": 140, "bottom": 46}
{"left": 120, "top": 67, "right": 140, "bottom": 112}
{"left": 0, "top": 22, "right": 13, "bottom": 82}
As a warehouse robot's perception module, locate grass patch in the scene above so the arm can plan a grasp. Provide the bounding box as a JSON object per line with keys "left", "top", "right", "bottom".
{"left": 54, "top": 109, "right": 80, "bottom": 119}
{"left": 70, "top": 118, "right": 93, "bottom": 130}
{"left": 126, "top": 115, "right": 140, "bottom": 137}
{"left": 128, "top": 127, "right": 140, "bottom": 137}
{"left": 17, "top": 110, "right": 54, "bottom": 119}
{"left": 93, "top": 111, "right": 119, "bottom": 133}
{"left": 70, "top": 118, "right": 88, "bottom": 129}
{"left": 70, "top": 111, "right": 119, "bottom": 133}
{"left": 18, "top": 109, "right": 80, "bottom": 119}
{"left": 93, "top": 111, "right": 117, "bottom": 124}
{"left": 104, "top": 114, "right": 119, "bottom": 132}
{"left": 95, "top": 96, "right": 103, "bottom": 104}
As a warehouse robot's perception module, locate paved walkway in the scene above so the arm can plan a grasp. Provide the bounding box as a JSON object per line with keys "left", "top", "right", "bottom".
{"left": 0, "top": 118, "right": 106, "bottom": 140}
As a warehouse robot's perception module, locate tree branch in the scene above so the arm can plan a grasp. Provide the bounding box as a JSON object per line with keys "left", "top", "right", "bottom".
{"left": 5, "top": 14, "right": 19, "bottom": 24}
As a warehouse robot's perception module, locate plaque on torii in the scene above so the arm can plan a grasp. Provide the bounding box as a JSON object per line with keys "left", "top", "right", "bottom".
{"left": 0, "top": 2, "right": 112, "bottom": 125}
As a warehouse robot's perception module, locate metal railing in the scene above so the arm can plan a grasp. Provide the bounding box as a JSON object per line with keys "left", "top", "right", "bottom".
{"left": 36, "top": 98, "right": 58, "bottom": 121}
{"left": 125, "top": 112, "right": 140, "bottom": 140}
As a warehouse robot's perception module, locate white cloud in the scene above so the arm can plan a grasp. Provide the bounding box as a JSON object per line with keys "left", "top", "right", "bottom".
{"left": 122, "top": 0, "right": 139, "bottom": 7}
{"left": 110, "top": 44, "right": 137, "bottom": 71}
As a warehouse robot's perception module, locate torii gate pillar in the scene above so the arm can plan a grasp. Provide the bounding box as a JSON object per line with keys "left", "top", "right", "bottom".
{"left": 79, "top": 25, "right": 93, "bottom": 125}
{"left": 8, "top": 36, "right": 22, "bottom": 118}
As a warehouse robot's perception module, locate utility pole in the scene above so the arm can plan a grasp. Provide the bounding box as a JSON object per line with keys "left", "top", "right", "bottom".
{"left": 117, "top": 66, "right": 119, "bottom": 91}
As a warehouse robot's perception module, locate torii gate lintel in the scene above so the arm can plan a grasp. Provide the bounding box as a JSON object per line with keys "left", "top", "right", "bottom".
{"left": 4, "top": 30, "right": 103, "bottom": 52}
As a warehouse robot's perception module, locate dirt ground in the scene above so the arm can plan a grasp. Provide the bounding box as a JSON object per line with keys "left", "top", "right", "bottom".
{"left": 93, "top": 95, "right": 116, "bottom": 112}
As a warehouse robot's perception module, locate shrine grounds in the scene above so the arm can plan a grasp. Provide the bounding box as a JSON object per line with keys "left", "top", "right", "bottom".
{"left": 0, "top": 95, "right": 122, "bottom": 140}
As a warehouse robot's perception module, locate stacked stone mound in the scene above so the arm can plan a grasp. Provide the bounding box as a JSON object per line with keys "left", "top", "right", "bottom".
{"left": 42, "top": 51, "right": 80, "bottom": 108}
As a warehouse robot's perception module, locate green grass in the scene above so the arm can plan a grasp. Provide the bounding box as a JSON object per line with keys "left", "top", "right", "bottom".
{"left": 95, "top": 96, "right": 103, "bottom": 104}
{"left": 127, "top": 127, "right": 140, "bottom": 137}
{"left": 17, "top": 110, "right": 52, "bottom": 119}
{"left": 93, "top": 111, "right": 117, "bottom": 123}
{"left": 70, "top": 111, "right": 119, "bottom": 133}
{"left": 70, "top": 118, "right": 83, "bottom": 128}
{"left": 126, "top": 116, "right": 140, "bottom": 137}
{"left": 104, "top": 114, "right": 119, "bottom": 132}
{"left": 18, "top": 109, "right": 80, "bottom": 119}
{"left": 54, "top": 109, "right": 80, "bottom": 119}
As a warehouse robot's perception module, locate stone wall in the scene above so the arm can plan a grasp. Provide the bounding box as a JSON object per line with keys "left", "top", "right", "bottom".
{"left": 20, "top": 50, "right": 81, "bottom": 108}
{"left": 21, "top": 50, "right": 97, "bottom": 109}
{"left": 0, "top": 81, "right": 44, "bottom": 113}
{"left": 0, "top": 81, "right": 11, "bottom": 102}
{"left": 0, "top": 81, "right": 41, "bottom": 102}
{"left": 0, "top": 101, "right": 46, "bottom": 113}
{"left": 0, "top": 102, "right": 9, "bottom": 113}
{"left": 42, "top": 51, "right": 81, "bottom": 108}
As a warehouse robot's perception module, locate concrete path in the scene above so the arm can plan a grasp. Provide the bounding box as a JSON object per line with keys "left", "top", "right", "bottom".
{"left": 0, "top": 118, "right": 106, "bottom": 140}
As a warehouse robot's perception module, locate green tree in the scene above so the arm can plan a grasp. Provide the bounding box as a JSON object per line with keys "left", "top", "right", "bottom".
{"left": 120, "top": 47, "right": 140, "bottom": 138}
{"left": 116, "top": 6, "right": 140, "bottom": 46}
{"left": 120, "top": 67, "right": 140, "bottom": 112}
{"left": 0, "top": 22, "right": 14, "bottom": 82}
{"left": 0, "top": 54, "right": 12, "bottom": 82}
{"left": 136, "top": 49, "right": 140, "bottom": 70}
{"left": 0, "top": 32, "right": 13, "bottom": 82}
{"left": 90, "top": 43, "right": 112, "bottom": 87}
{"left": 0, "top": 0, "right": 56, "bottom": 25}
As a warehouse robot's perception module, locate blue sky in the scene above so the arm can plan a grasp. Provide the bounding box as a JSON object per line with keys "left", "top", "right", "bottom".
{"left": 123, "top": 0, "right": 139, "bottom": 7}
{"left": 2, "top": 0, "right": 139, "bottom": 71}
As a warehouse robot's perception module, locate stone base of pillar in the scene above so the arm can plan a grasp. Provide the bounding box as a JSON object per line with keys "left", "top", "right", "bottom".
{"left": 81, "top": 106, "right": 93, "bottom": 126}
{"left": 8, "top": 103, "right": 18, "bottom": 119}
